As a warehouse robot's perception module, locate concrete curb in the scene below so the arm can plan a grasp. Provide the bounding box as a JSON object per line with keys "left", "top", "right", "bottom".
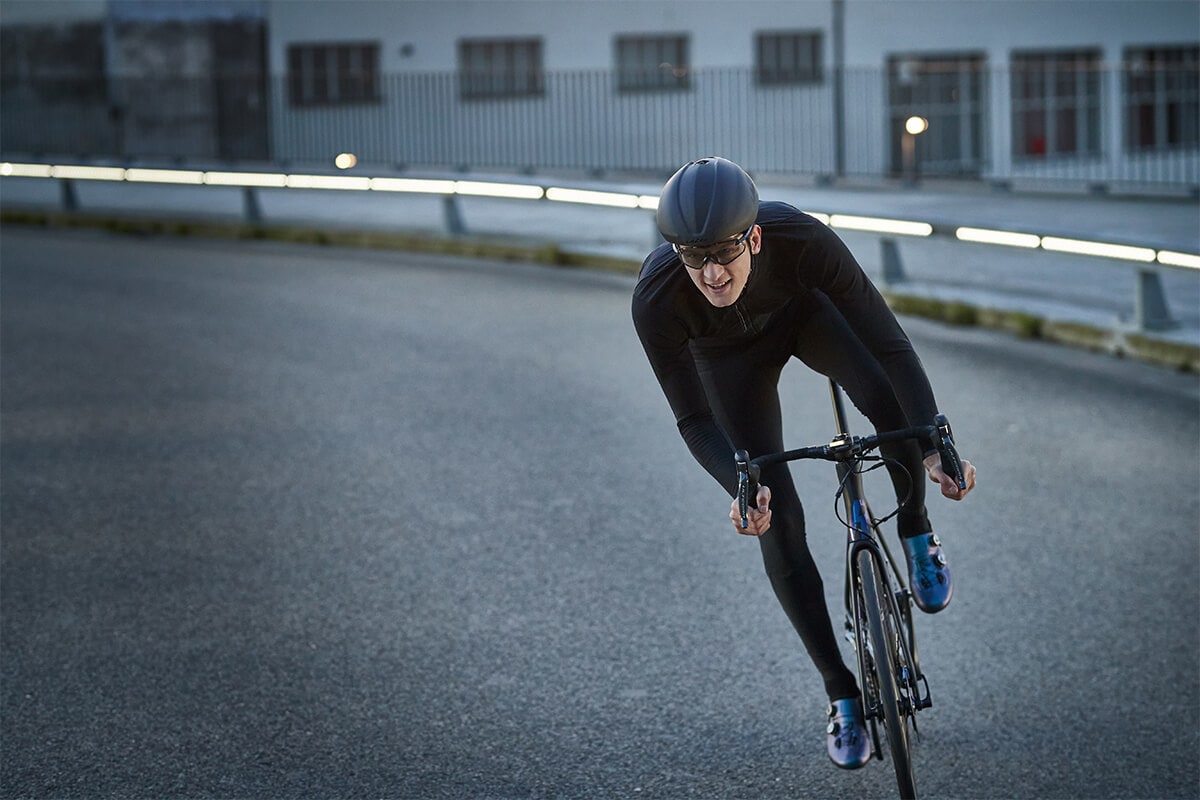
{"left": 3, "top": 206, "right": 1197, "bottom": 374}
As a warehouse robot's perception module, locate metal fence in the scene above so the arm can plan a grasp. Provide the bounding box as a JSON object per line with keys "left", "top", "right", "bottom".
{"left": 2, "top": 65, "right": 1197, "bottom": 190}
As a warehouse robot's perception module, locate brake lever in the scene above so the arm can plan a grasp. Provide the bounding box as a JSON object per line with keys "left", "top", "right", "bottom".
{"left": 934, "top": 414, "right": 967, "bottom": 491}
{"left": 734, "top": 450, "right": 759, "bottom": 530}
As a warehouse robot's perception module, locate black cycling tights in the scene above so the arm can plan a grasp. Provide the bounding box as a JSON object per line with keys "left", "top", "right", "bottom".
{"left": 693, "top": 291, "right": 930, "bottom": 702}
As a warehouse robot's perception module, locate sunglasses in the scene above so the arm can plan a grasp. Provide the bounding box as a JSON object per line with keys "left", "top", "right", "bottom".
{"left": 673, "top": 225, "right": 754, "bottom": 269}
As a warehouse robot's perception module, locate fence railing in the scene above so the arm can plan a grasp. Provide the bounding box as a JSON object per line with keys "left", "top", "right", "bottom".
{"left": 4, "top": 158, "right": 1197, "bottom": 335}
{"left": 2, "top": 65, "right": 1198, "bottom": 191}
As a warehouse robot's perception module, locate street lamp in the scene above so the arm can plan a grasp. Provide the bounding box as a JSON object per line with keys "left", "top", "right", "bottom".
{"left": 902, "top": 116, "right": 928, "bottom": 186}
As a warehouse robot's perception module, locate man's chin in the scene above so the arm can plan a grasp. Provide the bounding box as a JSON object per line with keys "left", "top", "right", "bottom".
{"left": 704, "top": 285, "right": 742, "bottom": 307}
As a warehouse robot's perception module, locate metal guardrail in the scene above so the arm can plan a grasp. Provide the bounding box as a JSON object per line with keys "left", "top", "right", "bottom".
{"left": 3, "top": 160, "right": 1197, "bottom": 332}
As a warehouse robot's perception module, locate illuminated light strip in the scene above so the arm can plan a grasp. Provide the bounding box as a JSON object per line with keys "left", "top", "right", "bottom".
{"left": 1157, "top": 250, "right": 1200, "bottom": 270}
{"left": 204, "top": 171, "right": 287, "bottom": 188}
{"left": 5, "top": 162, "right": 1197, "bottom": 271}
{"left": 1041, "top": 235, "right": 1156, "bottom": 263}
{"left": 285, "top": 174, "right": 371, "bottom": 190}
{"left": 454, "top": 180, "right": 544, "bottom": 200}
{"left": 3, "top": 162, "right": 54, "bottom": 177}
{"left": 371, "top": 177, "right": 455, "bottom": 194}
{"left": 125, "top": 168, "right": 205, "bottom": 184}
{"left": 955, "top": 226, "right": 1041, "bottom": 248}
{"left": 51, "top": 164, "right": 126, "bottom": 181}
{"left": 546, "top": 186, "right": 640, "bottom": 208}
{"left": 829, "top": 214, "right": 933, "bottom": 237}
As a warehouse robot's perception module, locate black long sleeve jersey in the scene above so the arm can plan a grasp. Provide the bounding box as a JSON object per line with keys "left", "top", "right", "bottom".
{"left": 631, "top": 201, "right": 939, "bottom": 496}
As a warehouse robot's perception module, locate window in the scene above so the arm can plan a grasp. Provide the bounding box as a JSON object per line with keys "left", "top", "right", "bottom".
{"left": 1124, "top": 45, "right": 1199, "bottom": 152}
{"left": 458, "top": 38, "right": 544, "bottom": 100}
{"left": 756, "top": 31, "right": 822, "bottom": 85}
{"left": 615, "top": 34, "right": 689, "bottom": 92}
{"left": 1011, "top": 49, "right": 1102, "bottom": 158}
{"left": 287, "top": 42, "right": 379, "bottom": 107}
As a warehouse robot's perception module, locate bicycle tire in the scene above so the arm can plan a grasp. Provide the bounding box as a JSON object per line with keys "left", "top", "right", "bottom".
{"left": 858, "top": 548, "right": 918, "bottom": 800}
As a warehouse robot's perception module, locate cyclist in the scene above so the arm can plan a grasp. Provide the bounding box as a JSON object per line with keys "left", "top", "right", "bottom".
{"left": 631, "top": 157, "right": 976, "bottom": 770}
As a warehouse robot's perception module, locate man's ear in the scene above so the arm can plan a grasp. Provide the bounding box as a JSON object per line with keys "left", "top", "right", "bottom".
{"left": 750, "top": 225, "right": 762, "bottom": 255}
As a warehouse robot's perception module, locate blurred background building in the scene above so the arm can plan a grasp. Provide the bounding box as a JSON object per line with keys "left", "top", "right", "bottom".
{"left": 1, "top": 0, "right": 1197, "bottom": 193}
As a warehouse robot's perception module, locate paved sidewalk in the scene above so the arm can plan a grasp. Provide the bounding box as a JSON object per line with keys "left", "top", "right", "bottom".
{"left": 3, "top": 166, "right": 1198, "bottom": 364}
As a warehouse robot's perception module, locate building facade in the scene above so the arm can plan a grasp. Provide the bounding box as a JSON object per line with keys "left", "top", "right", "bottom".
{"left": 2, "top": 0, "right": 1197, "bottom": 191}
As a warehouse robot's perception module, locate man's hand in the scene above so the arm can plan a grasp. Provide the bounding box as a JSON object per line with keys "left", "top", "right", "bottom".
{"left": 730, "top": 485, "right": 772, "bottom": 536}
{"left": 924, "top": 453, "right": 977, "bottom": 500}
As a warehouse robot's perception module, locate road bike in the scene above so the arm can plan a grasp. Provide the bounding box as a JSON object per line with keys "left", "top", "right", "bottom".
{"left": 735, "top": 379, "right": 965, "bottom": 800}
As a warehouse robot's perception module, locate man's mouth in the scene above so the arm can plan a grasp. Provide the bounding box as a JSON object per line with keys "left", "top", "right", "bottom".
{"left": 706, "top": 278, "right": 732, "bottom": 292}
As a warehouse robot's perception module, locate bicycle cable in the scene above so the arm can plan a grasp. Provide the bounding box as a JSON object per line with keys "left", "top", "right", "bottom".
{"left": 832, "top": 453, "right": 915, "bottom": 533}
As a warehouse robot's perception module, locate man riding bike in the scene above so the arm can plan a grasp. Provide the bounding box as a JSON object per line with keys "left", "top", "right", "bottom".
{"left": 631, "top": 157, "right": 977, "bottom": 769}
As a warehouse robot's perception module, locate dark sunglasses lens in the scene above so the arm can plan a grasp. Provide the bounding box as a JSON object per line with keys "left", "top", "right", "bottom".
{"left": 677, "top": 239, "right": 744, "bottom": 268}
{"left": 712, "top": 243, "right": 743, "bottom": 264}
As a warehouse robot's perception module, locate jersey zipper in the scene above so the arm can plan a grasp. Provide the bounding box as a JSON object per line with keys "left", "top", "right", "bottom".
{"left": 734, "top": 302, "right": 751, "bottom": 333}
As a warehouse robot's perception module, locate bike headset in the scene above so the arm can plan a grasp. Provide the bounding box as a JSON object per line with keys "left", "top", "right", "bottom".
{"left": 656, "top": 156, "right": 760, "bottom": 248}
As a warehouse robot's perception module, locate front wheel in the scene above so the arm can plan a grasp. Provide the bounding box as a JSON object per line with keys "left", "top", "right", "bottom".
{"left": 859, "top": 548, "right": 917, "bottom": 799}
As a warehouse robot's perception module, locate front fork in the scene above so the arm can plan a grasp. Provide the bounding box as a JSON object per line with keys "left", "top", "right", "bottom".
{"left": 838, "top": 463, "right": 931, "bottom": 735}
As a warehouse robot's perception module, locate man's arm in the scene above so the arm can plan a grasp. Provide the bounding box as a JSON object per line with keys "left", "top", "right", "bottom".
{"left": 631, "top": 296, "right": 739, "bottom": 495}
{"left": 803, "top": 225, "right": 939, "bottom": 428}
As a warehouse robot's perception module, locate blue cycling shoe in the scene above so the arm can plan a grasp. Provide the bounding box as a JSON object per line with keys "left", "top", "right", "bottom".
{"left": 826, "top": 697, "right": 870, "bottom": 769}
{"left": 903, "top": 532, "right": 953, "bottom": 613}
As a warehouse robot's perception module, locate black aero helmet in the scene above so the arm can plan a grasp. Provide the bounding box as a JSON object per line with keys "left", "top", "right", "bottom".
{"left": 656, "top": 157, "right": 759, "bottom": 247}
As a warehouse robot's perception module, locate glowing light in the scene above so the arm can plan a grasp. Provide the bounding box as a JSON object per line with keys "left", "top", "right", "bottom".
{"left": 636, "top": 195, "right": 659, "bottom": 210}
{"left": 829, "top": 214, "right": 933, "bottom": 237}
{"left": 545, "top": 187, "right": 640, "bottom": 208}
{"left": 370, "top": 177, "right": 456, "bottom": 194}
{"left": 2, "top": 162, "right": 54, "bottom": 178}
{"left": 125, "top": 168, "right": 204, "bottom": 184}
{"left": 955, "top": 227, "right": 1041, "bottom": 248}
{"left": 203, "top": 171, "right": 287, "bottom": 187}
{"left": 1041, "top": 236, "right": 1156, "bottom": 263}
{"left": 50, "top": 165, "right": 125, "bottom": 181}
{"left": 905, "top": 116, "right": 929, "bottom": 135}
{"left": 454, "top": 180, "right": 544, "bottom": 199}
{"left": 285, "top": 174, "right": 372, "bottom": 190}
{"left": 1156, "top": 250, "right": 1200, "bottom": 270}
{"left": 803, "top": 211, "right": 832, "bottom": 226}
{"left": 335, "top": 153, "right": 358, "bottom": 170}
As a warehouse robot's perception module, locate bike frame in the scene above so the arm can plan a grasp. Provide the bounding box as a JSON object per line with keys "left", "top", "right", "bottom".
{"left": 735, "top": 380, "right": 963, "bottom": 799}
{"left": 829, "top": 381, "right": 931, "bottom": 731}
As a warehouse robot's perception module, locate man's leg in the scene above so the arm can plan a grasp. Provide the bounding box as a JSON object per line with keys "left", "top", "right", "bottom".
{"left": 693, "top": 332, "right": 858, "bottom": 702}
{"left": 787, "top": 293, "right": 929, "bottom": 536}
{"left": 788, "top": 292, "right": 953, "bottom": 613}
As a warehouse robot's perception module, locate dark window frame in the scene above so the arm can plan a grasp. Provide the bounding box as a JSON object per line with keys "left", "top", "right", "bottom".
{"left": 614, "top": 33, "right": 690, "bottom": 93}
{"left": 1123, "top": 44, "right": 1200, "bottom": 152}
{"left": 287, "top": 41, "right": 380, "bottom": 107}
{"left": 755, "top": 30, "right": 823, "bottom": 86}
{"left": 1011, "top": 48, "right": 1103, "bottom": 159}
{"left": 457, "top": 37, "right": 545, "bottom": 100}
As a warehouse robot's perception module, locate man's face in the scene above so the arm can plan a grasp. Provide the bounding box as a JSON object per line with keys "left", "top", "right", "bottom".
{"left": 678, "top": 225, "right": 762, "bottom": 308}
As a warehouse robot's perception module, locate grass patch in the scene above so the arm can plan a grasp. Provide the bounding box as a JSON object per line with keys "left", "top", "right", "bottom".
{"left": 1124, "top": 334, "right": 1200, "bottom": 373}
{"left": 884, "top": 293, "right": 979, "bottom": 327}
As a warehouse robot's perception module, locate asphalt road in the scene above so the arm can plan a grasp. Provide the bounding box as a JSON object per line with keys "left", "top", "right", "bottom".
{"left": 2, "top": 226, "right": 1197, "bottom": 799}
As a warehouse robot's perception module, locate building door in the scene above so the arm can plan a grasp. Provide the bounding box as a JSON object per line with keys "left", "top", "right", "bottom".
{"left": 888, "top": 54, "right": 986, "bottom": 178}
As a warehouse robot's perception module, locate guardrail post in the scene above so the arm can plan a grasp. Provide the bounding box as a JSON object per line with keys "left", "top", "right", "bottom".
{"left": 1133, "top": 267, "right": 1177, "bottom": 331}
{"left": 443, "top": 194, "right": 466, "bottom": 235}
{"left": 880, "top": 238, "right": 906, "bottom": 286}
{"left": 242, "top": 187, "right": 262, "bottom": 224}
{"left": 60, "top": 178, "right": 79, "bottom": 212}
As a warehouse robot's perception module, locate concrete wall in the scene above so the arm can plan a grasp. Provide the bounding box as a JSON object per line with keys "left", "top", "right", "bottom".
{"left": 264, "top": 0, "right": 1197, "bottom": 74}
{"left": 265, "top": 0, "right": 834, "bottom": 74}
